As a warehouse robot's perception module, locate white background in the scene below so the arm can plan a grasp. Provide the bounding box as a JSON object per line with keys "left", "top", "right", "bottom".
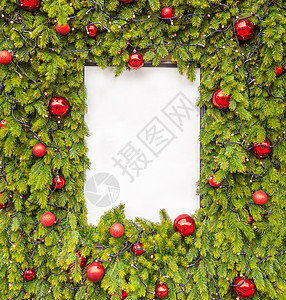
{"left": 84, "top": 66, "right": 201, "bottom": 225}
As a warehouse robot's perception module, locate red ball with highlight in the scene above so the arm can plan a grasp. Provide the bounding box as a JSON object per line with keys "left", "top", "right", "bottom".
{"left": 233, "top": 276, "right": 256, "bottom": 299}
{"left": 234, "top": 19, "right": 255, "bottom": 41}
{"left": 19, "top": 0, "right": 42, "bottom": 11}
{"left": 132, "top": 242, "right": 144, "bottom": 255}
{"left": 128, "top": 52, "right": 144, "bottom": 70}
{"left": 86, "top": 262, "right": 105, "bottom": 282}
{"left": 155, "top": 283, "right": 168, "bottom": 298}
{"left": 161, "top": 7, "right": 173, "bottom": 19}
{"left": 23, "top": 268, "right": 36, "bottom": 280}
{"left": 208, "top": 176, "right": 221, "bottom": 187}
{"left": 56, "top": 23, "right": 70, "bottom": 35}
{"left": 174, "top": 214, "right": 196, "bottom": 237}
{"left": 52, "top": 176, "right": 65, "bottom": 189}
{"left": 0, "top": 50, "right": 12, "bottom": 65}
{"left": 253, "top": 190, "right": 267, "bottom": 205}
{"left": 48, "top": 96, "right": 70, "bottom": 118}
{"left": 250, "top": 138, "right": 272, "bottom": 158}
{"left": 41, "top": 212, "right": 55, "bottom": 227}
{"left": 86, "top": 24, "right": 98, "bottom": 37}
{"left": 32, "top": 143, "right": 46, "bottom": 157}
{"left": 110, "top": 223, "right": 124, "bottom": 238}
{"left": 212, "top": 89, "right": 231, "bottom": 109}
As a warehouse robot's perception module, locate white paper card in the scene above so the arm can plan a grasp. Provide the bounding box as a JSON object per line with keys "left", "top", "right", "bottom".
{"left": 84, "top": 66, "right": 201, "bottom": 225}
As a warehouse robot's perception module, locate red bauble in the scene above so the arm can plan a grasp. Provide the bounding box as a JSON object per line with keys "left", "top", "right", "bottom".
{"left": 52, "top": 176, "right": 65, "bottom": 189}
{"left": 234, "top": 19, "right": 255, "bottom": 41}
{"left": 86, "top": 262, "right": 105, "bottom": 282}
{"left": 128, "top": 52, "right": 144, "bottom": 70}
{"left": 23, "top": 268, "right": 36, "bottom": 281}
{"left": 121, "top": 289, "right": 128, "bottom": 299}
{"left": 212, "top": 89, "right": 231, "bottom": 109}
{"left": 19, "top": 0, "right": 42, "bottom": 11}
{"left": 132, "top": 242, "right": 144, "bottom": 255}
{"left": 250, "top": 138, "right": 272, "bottom": 158}
{"left": 247, "top": 216, "right": 254, "bottom": 225}
{"left": 155, "top": 283, "right": 168, "bottom": 298}
{"left": 48, "top": 96, "right": 70, "bottom": 118}
{"left": 56, "top": 23, "right": 70, "bottom": 35}
{"left": 208, "top": 176, "right": 221, "bottom": 187}
{"left": 40, "top": 212, "right": 56, "bottom": 227}
{"left": 119, "top": 0, "right": 134, "bottom": 3}
{"left": 233, "top": 276, "right": 256, "bottom": 299}
{"left": 69, "top": 251, "right": 87, "bottom": 270}
{"left": 86, "top": 24, "right": 98, "bottom": 37}
{"left": 275, "top": 66, "right": 283, "bottom": 76}
{"left": 0, "top": 50, "right": 12, "bottom": 65}
{"left": 174, "top": 214, "right": 196, "bottom": 237}
{"left": 161, "top": 7, "right": 173, "bottom": 19}
{"left": 32, "top": 143, "right": 46, "bottom": 157}
{"left": 110, "top": 223, "right": 124, "bottom": 238}
{"left": 253, "top": 190, "right": 267, "bottom": 205}
{"left": 0, "top": 120, "right": 6, "bottom": 128}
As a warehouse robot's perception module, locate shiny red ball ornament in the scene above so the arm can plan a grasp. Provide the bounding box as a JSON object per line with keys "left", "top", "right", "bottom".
{"left": 48, "top": 96, "right": 70, "bottom": 118}
{"left": 234, "top": 19, "right": 255, "bottom": 41}
{"left": 212, "top": 89, "right": 231, "bottom": 109}
{"left": 19, "top": 0, "right": 42, "bottom": 11}
{"left": 86, "top": 262, "right": 105, "bottom": 282}
{"left": 250, "top": 137, "right": 272, "bottom": 158}
{"left": 155, "top": 283, "right": 168, "bottom": 298}
{"left": 0, "top": 120, "right": 6, "bottom": 128}
{"left": 32, "top": 143, "right": 46, "bottom": 157}
{"left": 128, "top": 52, "right": 144, "bottom": 70}
{"left": 69, "top": 251, "right": 87, "bottom": 270}
{"left": 253, "top": 190, "right": 267, "bottom": 205}
{"left": 52, "top": 176, "right": 65, "bottom": 189}
{"left": 233, "top": 276, "right": 256, "bottom": 299}
{"left": 174, "top": 214, "right": 196, "bottom": 237}
{"left": 86, "top": 24, "right": 98, "bottom": 37}
{"left": 40, "top": 212, "right": 56, "bottom": 227}
{"left": 23, "top": 268, "right": 36, "bottom": 281}
{"left": 110, "top": 223, "right": 124, "bottom": 238}
{"left": 208, "top": 176, "right": 221, "bottom": 187}
{"left": 132, "top": 242, "right": 144, "bottom": 255}
{"left": 0, "top": 50, "right": 12, "bottom": 65}
{"left": 121, "top": 289, "right": 128, "bottom": 299}
{"left": 119, "top": 0, "right": 134, "bottom": 3}
{"left": 247, "top": 216, "right": 254, "bottom": 225}
{"left": 56, "top": 23, "right": 70, "bottom": 35}
{"left": 161, "top": 7, "right": 173, "bottom": 19}
{"left": 275, "top": 66, "right": 283, "bottom": 76}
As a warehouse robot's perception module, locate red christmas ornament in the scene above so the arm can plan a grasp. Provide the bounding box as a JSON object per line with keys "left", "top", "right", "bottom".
{"left": 32, "top": 143, "right": 46, "bottom": 157}
{"left": 86, "top": 24, "right": 98, "bottom": 37}
{"left": 19, "top": 0, "right": 42, "bottom": 11}
{"left": 250, "top": 137, "right": 272, "bottom": 158}
{"left": 212, "top": 89, "right": 231, "bottom": 109}
{"left": 52, "top": 176, "right": 65, "bottom": 189}
{"left": 233, "top": 276, "right": 256, "bottom": 299}
{"left": 208, "top": 176, "right": 221, "bottom": 187}
{"left": 275, "top": 66, "right": 283, "bottom": 76}
{"left": 174, "top": 214, "right": 196, "bottom": 237}
{"left": 119, "top": 0, "right": 134, "bottom": 3}
{"left": 86, "top": 262, "right": 105, "bottom": 282}
{"left": 128, "top": 52, "right": 144, "bottom": 70}
{"left": 0, "top": 50, "right": 12, "bottom": 65}
{"left": 0, "top": 120, "right": 6, "bottom": 128}
{"left": 121, "top": 289, "right": 128, "bottom": 299}
{"left": 253, "top": 190, "right": 267, "bottom": 205}
{"left": 56, "top": 23, "right": 70, "bottom": 35}
{"left": 234, "top": 19, "right": 255, "bottom": 41}
{"left": 110, "top": 223, "right": 124, "bottom": 238}
{"left": 155, "top": 283, "right": 168, "bottom": 298}
{"left": 40, "top": 212, "right": 56, "bottom": 227}
{"left": 161, "top": 7, "right": 173, "bottom": 19}
{"left": 69, "top": 251, "right": 87, "bottom": 270}
{"left": 48, "top": 96, "right": 70, "bottom": 118}
{"left": 247, "top": 216, "right": 254, "bottom": 225}
{"left": 132, "top": 242, "right": 144, "bottom": 255}
{"left": 23, "top": 268, "right": 36, "bottom": 281}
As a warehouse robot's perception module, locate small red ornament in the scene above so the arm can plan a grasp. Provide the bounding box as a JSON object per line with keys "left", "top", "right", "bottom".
{"left": 69, "top": 251, "right": 87, "bottom": 270}
{"left": 52, "top": 176, "right": 65, "bottom": 189}
{"left": 86, "top": 262, "right": 105, "bottom": 282}
{"left": 208, "top": 176, "right": 221, "bottom": 187}
{"left": 56, "top": 23, "right": 70, "bottom": 35}
{"left": 132, "top": 242, "right": 144, "bottom": 255}
{"left": 161, "top": 7, "right": 173, "bottom": 19}
{"left": 19, "top": 0, "right": 42, "bottom": 11}
{"left": 155, "top": 283, "right": 168, "bottom": 298}
{"left": 234, "top": 19, "right": 254, "bottom": 41}
{"left": 23, "top": 268, "right": 36, "bottom": 281}
{"left": 0, "top": 50, "right": 12, "bottom": 65}
{"left": 275, "top": 66, "right": 283, "bottom": 76}
{"left": 212, "top": 89, "right": 231, "bottom": 109}
{"left": 48, "top": 96, "right": 70, "bottom": 118}
{"left": 0, "top": 120, "right": 6, "bottom": 128}
{"left": 247, "top": 216, "right": 254, "bottom": 225}
{"left": 86, "top": 24, "right": 98, "bottom": 37}
{"left": 40, "top": 212, "right": 55, "bottom": 227}
{"left": 110, "top": 223, "right": 124, "bottom": 238}
{"left": 121, "top": 289, "right": 128, "bottom": 299}
{"left": 119, "top": 0, "right": 134, "bottom": 3}
{"left": 128, "top": 52, "right": 144, "bottom": 70}
{"left": 32, "top": 143, "right": 46, "bottom": 157}
{"left": 253, "top": 190, "right": 267, "bottom": 205}
{"left": 233, "top": 276, "right": 256, "bottom": 299}
{"left": 174, "top": 214, "right": 196, "bottom": 237}
{"left": 250, "top": 137, "right": 272, "bottom": 158}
